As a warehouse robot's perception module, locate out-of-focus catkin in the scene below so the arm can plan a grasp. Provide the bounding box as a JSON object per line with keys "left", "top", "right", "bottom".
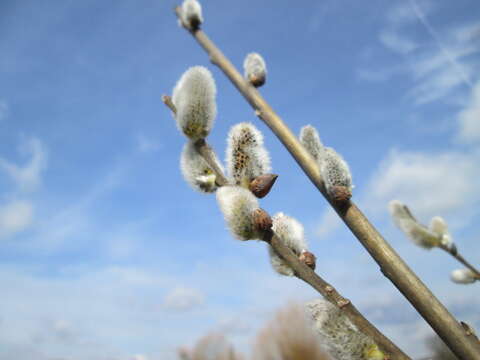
{"left": 306, "top": 299, "right": 385, "bottom": 360}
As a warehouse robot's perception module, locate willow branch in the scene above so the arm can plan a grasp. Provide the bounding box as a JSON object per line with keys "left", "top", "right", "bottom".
{"left": 438, "top": 244, "right": 480, "bottom": 280}
{"left": 173, "top": 10, "right": 480, "bottom": 360}
{"left": 162, "top": 96, "right": 409, "bottom": 359}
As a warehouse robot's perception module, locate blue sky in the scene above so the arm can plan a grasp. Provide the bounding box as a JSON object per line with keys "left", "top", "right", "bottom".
{"left": 1, "top": 0, "right": 479, "bottom": 359}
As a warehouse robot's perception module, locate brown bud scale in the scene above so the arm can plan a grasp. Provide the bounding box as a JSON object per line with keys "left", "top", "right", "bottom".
{"left": 329, "top": 185, "right": 352, "bottom": 203}
{"left": 252, "top": 208, "right": 273, "bottom": 233}
{"left": 249, "top": 173, "right": 278, "bottom": 198}
{"left": 299, "top": 250, "right": 317, "bottom": 270}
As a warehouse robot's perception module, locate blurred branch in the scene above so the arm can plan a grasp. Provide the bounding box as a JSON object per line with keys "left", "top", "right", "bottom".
{"left": 172, "top": 7, "right": 480, "bottom": 360}
{"left": 438, "top": 243, "right": 480, "bottom": 280}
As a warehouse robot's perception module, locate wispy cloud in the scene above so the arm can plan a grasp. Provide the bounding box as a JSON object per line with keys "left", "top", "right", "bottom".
{"left": 0, "top": 136, "right": 47, "bottom": 192}
{"left": 409, "top": 0, "right": 473, "bottom": 88}
{"left": 359, "top": 1, "right": 480, "bottom": 105}
{"left": 379, "top": 30, "right": 417, "bottom": 54}
{"left": 0, "top": 99, "right": 8, "bottom": 121}
{"left": 457, "top": 79, "right": 480, "bottom": 144}
{"left": 0, "top": 200, "right": 33, "bottom": 239}
{"left": 364, "top": 148, "right": 480, "bottom": 220}
{"left": 162, "top": 286, "right": 205, "bottom": 312}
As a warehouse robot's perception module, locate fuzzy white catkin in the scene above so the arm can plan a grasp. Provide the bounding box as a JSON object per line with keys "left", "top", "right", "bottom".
{"left": 299, "top": 125, "right": 324, "bottom": 162}
{"left": 243, "top": 53, "right": 267, "bottom": 84}
{"left": 269, "top": 212, "right": 308, "bottom": 276}
{"left": 306, "top": 299, "right": 382, "bottom": 360}
{"left": 388, "top": 200, "right": 441, "bottom": 249}
{"left": 216, "top": 186, "right": 260, "bottom": 240}
{"left": 320, "top": 147, "right": 353, "bottom": 195}
{"left": 429, "top": 216, "right": 454, "bottom": 249}
{"left": 172, "top": 66, "right": 216, "bottom": 140}
{"left": 180, "top": 0, "right": 203, "bottom": 29}
{"left": 226, "top": 122, "right": 271, "bottom": 187}
{"left": 451, "top": 269, "right": 477, "bottom": 284}
{"left": 180, "top": 141, "right": 222, "bottom": 193}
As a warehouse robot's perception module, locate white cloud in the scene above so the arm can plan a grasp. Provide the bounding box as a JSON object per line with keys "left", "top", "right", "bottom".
{"left": 363, "top": 149, "right": 480, "bottom": 220}
{"left": 0, "top": 99, "right": 8, "bottom": 121}
{"left": 386, "top": 0, "right": 434, "bottom": 26}
{"left": 379, "top": 31, "right": 417, "bottom": 54}
{"left": 162, "top": 286, "right": 205, "bottom": 312}
{"left": 315, "top": 208, "right": 341, "bottom": 239}
{"left": 457, "top": 79, "right": 480, "bottom": 144}
{"left": 0, "top": 200, "right": 34, "bottom": 239}
{"left": 0, "top": 136, "right": 47, "bottom": 192}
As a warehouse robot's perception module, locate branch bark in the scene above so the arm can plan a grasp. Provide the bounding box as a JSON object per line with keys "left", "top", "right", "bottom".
{"left": 172, "top": 9, "right": 480, "bottom": 360}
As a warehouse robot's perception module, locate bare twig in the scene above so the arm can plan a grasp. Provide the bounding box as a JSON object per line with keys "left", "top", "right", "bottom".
{"left": 172, "top": 8, "right": 480, "bottom": 359}
{"left": 438, "top": 243, "right": 480, "bottom": 280}
{"left": 162, "top": 97, "right": 409, "bottom": 359}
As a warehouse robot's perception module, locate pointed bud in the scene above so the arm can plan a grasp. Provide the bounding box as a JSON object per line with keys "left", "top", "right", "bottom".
{"left": 172, "top": 66, "right": 216, "bottom": 140}
{"left": 226, "top": 122, "right": 271, "bottom": 186}
{"left": 244, "top": 53, "right": 267, "bottom": 87}
{"left": 299, "top": 125, "right": 324, "bottom": 162}
{"left": 299, "top": 250, "right": 316, "bottom": 270}
{"left": 269, "top": 212, "right": 308, "bottom": 276}
{"left": 388, "top": 200, "right": 441, "bottom": 249}
{"left": 320, "top": 147, "right": 353, "bottom": 202}
{"left": 179, "top": 0, "right": 203, "bottom": 30}
{"left": 249, "top": 173, "right": 278, "bottom": 198}
{"left": 306, "top": 299, "right": 384, "bottom": 360}
{"left": 451, "top": 269, "right": 478, "bottom": 284}
{"left": 216, "top": 186, "right": 261, "bottom": 240}
{"left": 252, "top": 208, "right": 273, "bottom": 234}
{"left": 180, "top": 141, "right": 222, "bottom": 193}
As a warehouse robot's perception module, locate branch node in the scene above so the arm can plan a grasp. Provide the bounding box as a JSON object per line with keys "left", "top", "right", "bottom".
{"left": 337, "top": 298, "right": 351, "bottom": 308}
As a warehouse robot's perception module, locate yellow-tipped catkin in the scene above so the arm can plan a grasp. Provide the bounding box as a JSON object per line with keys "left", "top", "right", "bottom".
{"left": 306, "top": 299, "right": 384, "bottom": 360}
{"left": 172, "top": 66, "right": 216, "bottom": 141}
{"left": 269, "top": 212, "right": 308, "bottom": 276}
{"left": 388, "top": 200, "right": 441, "bottom": 249}
{"left": 180, "top": 141, "right": 222, "bottom": 193}
{"left": 299, "top": 125, "right": 324, "bottom": 162}
{"left": 226, "top": 122, "right": 271, "bottom": 187}
{"left": 216, "top": 185, "right": 260, "bottom": 240}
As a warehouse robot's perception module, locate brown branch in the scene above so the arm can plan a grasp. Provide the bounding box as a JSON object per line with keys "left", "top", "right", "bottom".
{"left": 439, "top": 244, "right": 480, "bottom": 280}
{"left": 173, "top": 9, "right": 480, "bottom": 360}
{"left": 162, "top": 102, "right": 408, "bottom": 359}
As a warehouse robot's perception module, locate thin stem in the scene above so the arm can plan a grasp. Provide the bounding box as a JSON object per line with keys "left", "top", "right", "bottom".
{"left": 162, "top": 97, "right": 409, "bottom": 359}
{"left": 264, "top": 230, "right": 410, "bottom": 359}
{"left": 173, "top": 10, "right": 480, "bottom": 360}
{"left": 439, "top": 244, "right": 480, "bottom": 279}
